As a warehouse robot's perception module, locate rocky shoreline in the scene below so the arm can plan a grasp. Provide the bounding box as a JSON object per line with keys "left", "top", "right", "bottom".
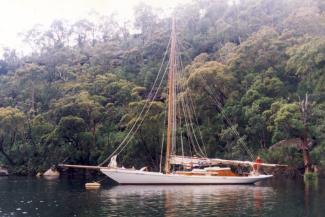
{"left": 0, "top": 167, "right": 9, "bottom": 176}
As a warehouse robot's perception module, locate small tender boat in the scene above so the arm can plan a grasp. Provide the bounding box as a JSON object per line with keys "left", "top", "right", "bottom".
{"left": 85, "top": 182, "right": 101, "bottom": 189}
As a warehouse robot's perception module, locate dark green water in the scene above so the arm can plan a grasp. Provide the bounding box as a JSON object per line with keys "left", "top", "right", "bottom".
{"left": 0, "top": 177, "right": 324, "bottom": 217}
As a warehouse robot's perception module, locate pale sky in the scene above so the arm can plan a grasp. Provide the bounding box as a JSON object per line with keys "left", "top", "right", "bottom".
{"left": 0, "top": 0, "right": 193, "bottom": 56}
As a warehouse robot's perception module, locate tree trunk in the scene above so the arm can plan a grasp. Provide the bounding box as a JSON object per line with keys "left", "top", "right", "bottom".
{"left": 303, "top": 149, "right": 312, "bottom": 173}
{"left": 301, "top": 137, "right": 312, "bottom": 173}
{"left": 299, "top": 94, "right": 312, "bottom": 174}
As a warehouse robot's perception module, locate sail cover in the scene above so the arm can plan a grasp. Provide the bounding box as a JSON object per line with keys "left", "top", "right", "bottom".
{"left": 170, "top": 155, "right": 285, "bottom": 168}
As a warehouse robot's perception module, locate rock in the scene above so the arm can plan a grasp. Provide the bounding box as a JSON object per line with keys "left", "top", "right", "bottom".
{"left": 43, "top": 167, "right": 60, "bottom": 178}
{"left": 0, "top": 167, "right": 9, "bottom": 176}
{"left": 36, "top": 172, "right": 42, "bottom": 177}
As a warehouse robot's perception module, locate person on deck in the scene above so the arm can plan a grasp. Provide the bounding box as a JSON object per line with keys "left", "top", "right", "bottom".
{"left": 253, "top": 156, "right": 262, "bottom": 175}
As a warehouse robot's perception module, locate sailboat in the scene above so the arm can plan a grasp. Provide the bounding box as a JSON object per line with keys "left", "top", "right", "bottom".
{"left": 61, "top": 18, "right": 285, "bottom": 184}
{"left": 98, "top": 18, "right": 284, "bottom": 185}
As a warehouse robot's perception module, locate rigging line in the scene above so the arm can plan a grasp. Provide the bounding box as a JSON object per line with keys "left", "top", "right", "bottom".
{"left": 187, "top": 92, "right": 209, "bottom": 156}
{"left": 175, "top": 48, "right": 207, "bottom": 158}
{"left": 175, "top": 55, "right": 187, "bottom": 164}
{"left": 179, "top": 104, "right": 185, "bottom": 166}
{"left": 177, "top": 72, "right": 200, "bottom": 157}
{"left": 172, "top": 65, "right": 178, "bottom": 155}
{"left": 179, "top": 88, "right": 201, "bottom": 157}
{"left": 113, "top": 59, "right": 170, "bottom": 158}
{"left": 175, "top": 63, "right": 185, "bottom": 162}
{"left": 113, "top": 64, "right": 169, "bottom": 159}
{"left": 176, "top": 84, "right": 195, "bottom": 159}
{"left": 172, "top": 35, "right": 185, "bottom": 157}
{"left": 175, "top": 60, "right": 199, "bottom": 158}
{"left": 188, "top": 134, "right": 193, "bottom": 161}
{"left": 175, "top": 40, "right": 254, "bottom": 159}
{"left": 172, "top": 56, "right": 177, "bottom": 156}
{"left": 178, "top": 95, "right": 195, "bottom": 160}
{"left": 199, "top": 74, "right": 254, "bottom": 160}
{"left": 179, "top": 89, "right": 205, "bottom": 157}
{"left": 99, "top": 58, "right": 169, "bottom": 166}
{"left": 172, "top": 34, "right": 201, "bottom": 159}
{"left": 171, "top": 65, "right": 177, "bottom": 172}
{"left": 159, "top": 132, "right": 164, "bottom": 173}
{"left": 211, "top": 93, "right": 254, "bottom": 159}
{"left": 178, "top": 81, "right": 207, "bottom": 157}
{"left": 183, "top": 96, "right": 207, "bottom": 157}
{"left": 177, "top": 41, "right": 209, "bottom": 157}
{"left": 199, "top": 75, "right": 248, "bottom": 153}
{"left": 176, "top": 39, "right": 253, "bottom": 160}
{"left": 179, "top": 50, "right": 208, "bottom": 157}
{"left": 202, "top": 84, "right": 249, "bottom": 158}
{"left": 160, "top": 93, "right": 168, "bottom": 173}
{"left": 98, "top": 37, "right": 171, "bottom": 167}
{"left": 177, "top": 67, "right": 205, "bottom": 158}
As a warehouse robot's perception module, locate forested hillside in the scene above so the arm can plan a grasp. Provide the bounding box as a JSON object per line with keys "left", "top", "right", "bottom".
{"left": 0, "top": 0, "right": 324, "bottom": 175}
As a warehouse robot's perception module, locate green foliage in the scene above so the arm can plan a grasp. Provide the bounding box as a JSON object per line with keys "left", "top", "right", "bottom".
{"left": 286, "top": 37, "right": 325, "bottom": 93}
{"left": 0, "top": 107, "right": 26, "bottom": 166}
{"left": 266, "top": 102, "right": 303, "bottom": 142}
{"left": 260, "top": 147, "right": 303, "bottom": 167}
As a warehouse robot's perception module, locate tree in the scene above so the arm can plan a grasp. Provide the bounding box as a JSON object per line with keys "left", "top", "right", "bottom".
{"left": 72, "top": 19, "right": 96, "bottom": 48}
{"left": 0, "top": 107, "right": 26, "bottom": 165}
{"left": 134, "top": 3, "right": 158, "bottom": 44}
{"left": 286, "top": 37, "right": 325, "bottom": 93}
{"left": 264, "top": 94, "right": 320, "bottom": 173}
{"left": 120, "top": 100, "right": 165, "bottom": 169}
{"left": 186, "top": 53, "right": 235, "bottom": 107}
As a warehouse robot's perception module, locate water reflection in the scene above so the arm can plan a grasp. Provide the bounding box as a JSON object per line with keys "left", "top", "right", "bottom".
{"left": 1, "top": 178, "right": 324, "bottom": 217}
{"left": 304, "top": 178, "right": 319, "bottom": 217}
{"left": 101, "top": 185, "right": 275, "bottom": 217}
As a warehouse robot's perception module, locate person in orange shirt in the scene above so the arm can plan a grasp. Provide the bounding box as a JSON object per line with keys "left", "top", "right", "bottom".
{"left": 253, "top": 156, "right": 262, "bottom": 175}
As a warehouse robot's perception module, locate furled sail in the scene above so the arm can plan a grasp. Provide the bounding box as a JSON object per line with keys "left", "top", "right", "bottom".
{"left": 170, "top": 155, "right": 286, "bottom": 168}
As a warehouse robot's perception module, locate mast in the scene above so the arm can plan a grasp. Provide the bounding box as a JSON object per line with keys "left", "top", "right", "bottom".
{"left": 165, "top": 17, "right": 177, "bottom": 174}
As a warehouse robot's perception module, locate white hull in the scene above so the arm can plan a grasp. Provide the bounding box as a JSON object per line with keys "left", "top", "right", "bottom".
{"left": 100, "top": 168, "right": 273, "bottom": 184}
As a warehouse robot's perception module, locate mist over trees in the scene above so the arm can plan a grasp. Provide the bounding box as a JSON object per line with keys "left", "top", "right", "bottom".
{"left": 0, "top": 0, "right": 324, "bottom": 175}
